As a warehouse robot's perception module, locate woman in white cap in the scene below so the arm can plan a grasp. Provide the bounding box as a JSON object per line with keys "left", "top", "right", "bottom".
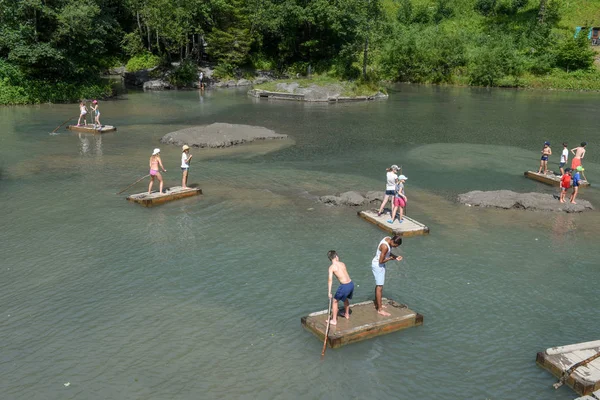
{"left": 181, "top": 145, "right": 193, "bottom": 188}
{"left": 148, "top": 148, "right": 167, "bottom": 194}
{"left": 389, "top": 174, "right": 408, "bottom": 223}
{"left": 377, "top": 165, "right": 399, "bottom": 217}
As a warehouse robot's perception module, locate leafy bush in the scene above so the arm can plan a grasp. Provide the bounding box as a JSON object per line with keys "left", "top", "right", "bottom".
{"left": 475, "top": 0, "right": 497, "bottom": 16}
{"left": 168, "top": 61, "right": 198, "bottom": 87}
{"left": 121, "top": 32, "right": 146, "bottom": 57}
{"left": 469, "top": 38, "right": 525, "bottom": 86}
{"left": 125, "top": 52, "right": 160, "bottom": 72}
{"left": 555, "top": 33, "right": 595, "bottom": 72}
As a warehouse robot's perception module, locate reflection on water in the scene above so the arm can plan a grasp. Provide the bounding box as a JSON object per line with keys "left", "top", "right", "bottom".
{"left": 1, "top": 85, "right": 600, "bottom": 400}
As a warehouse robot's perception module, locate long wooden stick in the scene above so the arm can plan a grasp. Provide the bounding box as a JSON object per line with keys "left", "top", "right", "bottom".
{"left": 321, "top": 298, "right": 333, "bottom": 357}
{"left": 52, "top": 116, "right": 77, "bottom": 133}
{"left": 553, "top": 351, "right": 600, "bottom": 389}
{"left": 116, "top": 174, "right": 150, "bottom": 195}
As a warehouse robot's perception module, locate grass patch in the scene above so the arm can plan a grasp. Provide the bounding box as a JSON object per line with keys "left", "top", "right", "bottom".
{"left": 254, "top": 75, "right": 386, "bottom": 97}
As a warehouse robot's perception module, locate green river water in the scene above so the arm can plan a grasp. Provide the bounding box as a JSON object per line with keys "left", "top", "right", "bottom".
{"left": 1, "top": 84, "right": 600, "bottom": 399}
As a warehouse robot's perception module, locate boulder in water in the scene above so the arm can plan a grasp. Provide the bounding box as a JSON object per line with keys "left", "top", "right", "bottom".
{"left": 458, "top": 190, "right": 593, "bottom": 213}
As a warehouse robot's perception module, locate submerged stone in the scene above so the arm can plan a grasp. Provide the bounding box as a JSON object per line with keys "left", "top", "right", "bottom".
{"left": 458, "top": 190, "right": 594, "bottom": 213}
{"left": 160, "top": 123, "right": 288, "bottom": 148}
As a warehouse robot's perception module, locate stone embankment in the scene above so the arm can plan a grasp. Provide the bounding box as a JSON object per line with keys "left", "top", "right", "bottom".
{"left": 160, "top": 123, "right": 288, "bottom": 148}
{"left": 458, "top": 190, "right": 593, "bottom": 213}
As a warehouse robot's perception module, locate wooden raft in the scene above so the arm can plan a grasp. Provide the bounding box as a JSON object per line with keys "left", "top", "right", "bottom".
{"left": 301, "top": 298, "right": 423, "bottom": 349}
{"left": 127, "top": 186, "right": 202, "bottom": 207}
{"left": 524, "top": 171, "right": 590, "bottom": 187}
{"left": 536, "top": 340, "right": 600, "bottom": 396}
{"left": 358, "top": 210, "right": 430, "bottom": 237}
{"left": 67, "top": 125, "right": 117, "bottom": 133}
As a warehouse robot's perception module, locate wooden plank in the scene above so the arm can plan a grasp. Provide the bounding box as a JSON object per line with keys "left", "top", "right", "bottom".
{"left": 358, "top": 210, "right": 430, "bottom": 237}
{"left": 524, "top": 171, "right": 590, "bottom": 187}
{"left": 537, "top": 341, "right": 600, "bottom": 396}
{"left": 67, "top": 125, "right": 117, "bottom": 134}
{"left": 301, "top": 298, "right": 423, "bottom": 349}
{"left": 126, "top": 186, "right": 202, "bottom": 207}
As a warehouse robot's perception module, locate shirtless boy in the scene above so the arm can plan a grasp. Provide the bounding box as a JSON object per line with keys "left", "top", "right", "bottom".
{"left": 538, "top": 141, "right": 551, "bottom": 174}
{"left": 570, "top": 142, "right": 587, "bottom": 170}
{"left": 327, "top": 250, "right": 354, "bottom": 326}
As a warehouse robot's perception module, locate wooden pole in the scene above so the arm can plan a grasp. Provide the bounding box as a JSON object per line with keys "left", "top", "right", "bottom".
{"left": 51, "top": 116, "right": 77, "bottom": 133}
{"left": 116, "top": 174, "right": 150, "bottom": 195}
{"left": 321, "top": 298, "right": 333, "bottom": 357}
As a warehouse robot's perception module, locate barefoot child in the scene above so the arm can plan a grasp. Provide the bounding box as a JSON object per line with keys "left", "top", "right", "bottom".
{"left": 181, "top": 145, "right": 193, "bottom": 188}
{"left": 559, "top": 142, "right": 568, "bottom": 175}
{"left": 90, "top": 100, "right": 101, "bottom": 128}
{"left": 559, "top": 168, "right": 571, "bottom": 203}
{"left": 327, "top": 250, "right": 354, "bottom": 326}
{"left": 538, "top": 141, "right": 551, "bottom": 174}
{"left": 570, "top": 142, "right": 587, "bottom": 171}
{"left": 77, "top": 101, "right": 88, "bottom": 126}
{"left": 148, "top": 148, "right": 167, "bottom": 194}
{"left": 570, "top": 166, "right": 584, "bottom": 204}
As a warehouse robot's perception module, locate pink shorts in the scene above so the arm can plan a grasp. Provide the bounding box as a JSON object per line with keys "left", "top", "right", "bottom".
{"left": 150, "top": 169, "right": 158, "bottom": 176}
{"left": 394, "top": 197, "right": 406, "bottom": 207}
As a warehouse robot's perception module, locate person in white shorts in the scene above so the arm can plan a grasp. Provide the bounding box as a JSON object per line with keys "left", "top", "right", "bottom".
{"left": 371, "top": 235, "right": 403, "bottom": 316}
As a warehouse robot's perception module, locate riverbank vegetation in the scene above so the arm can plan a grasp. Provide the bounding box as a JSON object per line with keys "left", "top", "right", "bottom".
{"left": 1, "top": 0, "right": 600, "bottom": 104}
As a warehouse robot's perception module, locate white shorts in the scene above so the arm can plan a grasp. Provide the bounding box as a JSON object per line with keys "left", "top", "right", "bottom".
{"left": 372, "top": 263, "right": 385, "bottom": 286}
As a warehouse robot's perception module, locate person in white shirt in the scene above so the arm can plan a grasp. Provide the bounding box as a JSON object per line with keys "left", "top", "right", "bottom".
{"left": 559, "top": 142, "right": 568, "bottom": 176}
{"left": 181, "top": 145, "right": 193, "bottom": 188}
{"left": 377, "top": 165, "right": 399, "bottom": 217}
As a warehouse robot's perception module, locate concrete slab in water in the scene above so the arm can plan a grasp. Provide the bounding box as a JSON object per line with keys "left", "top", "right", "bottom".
{"left": 358, "top": 210, "right": 430, "bottom": 237}
{"left": 537, "top": 340, "right": 600, "bottom": 396}
{"left": 301, "top": 298, "right": 423, "bottom": 349}
{"left": 524, "top": 170, "right": 590, "bottom": 187}
{"left": 67, "top": 125, "right": 116, "bottom": 133}
{"left": 127, "top": 186, "right": 202, "bottom": 207}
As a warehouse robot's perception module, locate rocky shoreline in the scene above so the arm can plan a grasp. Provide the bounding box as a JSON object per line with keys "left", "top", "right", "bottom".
{"left": 248, "top": 82, "right": 388, "bottom": 102}
{"left": 458, "top": 190, "right": 594, "bottom": 213}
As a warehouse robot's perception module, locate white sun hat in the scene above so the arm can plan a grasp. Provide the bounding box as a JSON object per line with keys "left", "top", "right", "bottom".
{"left": 398, "top": 175, "right": 408, "bottom": 180}
{"left": 152, "top": 148, "right": 160, "bottom": 155}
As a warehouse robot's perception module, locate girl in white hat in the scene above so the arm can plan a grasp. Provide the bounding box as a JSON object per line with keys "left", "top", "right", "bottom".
{"left": 148, "top": 148, "right": 167, "bottom": 194}
{"left": 389, "top": 175, "right": 408, "bottom": 223}
{"left": 181, "top": 145, "right": 193, "bottom": 188}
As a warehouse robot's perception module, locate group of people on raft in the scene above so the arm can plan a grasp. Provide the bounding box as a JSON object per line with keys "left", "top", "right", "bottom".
{"left": 376, "top": 164, "right": 408, "bottom": 224}
{"left": 537, "top": 141, "right": 589, "bottom": 204}
{"left": 77, "top": 100, "right": 102, "bottom": 128}
{"left": 147, "top": 146, "right": 193, "bottom": 194}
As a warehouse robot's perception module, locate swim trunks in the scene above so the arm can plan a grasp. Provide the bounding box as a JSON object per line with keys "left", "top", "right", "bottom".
{"left": 150, "top": 169, "right": 158, "bottom": 176}
{"left": 541, "top": 155, "right": 548, "bottom": 161}
{"left": 334, "top": 281, "right": 354, "bottom": 301}
{"left": 571, "top": 158, "right": 582, "bottom": 170}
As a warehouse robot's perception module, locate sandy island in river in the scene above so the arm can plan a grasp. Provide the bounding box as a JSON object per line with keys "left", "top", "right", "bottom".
{"left": 160, "top": 122, "right": 288, "bottom": 148}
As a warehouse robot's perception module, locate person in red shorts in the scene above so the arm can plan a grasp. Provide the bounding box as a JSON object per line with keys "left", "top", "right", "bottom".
{"left": 559, "top": 168, "right": 571, "bottom": 203}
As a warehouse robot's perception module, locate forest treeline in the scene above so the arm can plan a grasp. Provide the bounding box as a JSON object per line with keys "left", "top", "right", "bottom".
{"left": 1, "top": 0, "right": 599, "bottom": 104}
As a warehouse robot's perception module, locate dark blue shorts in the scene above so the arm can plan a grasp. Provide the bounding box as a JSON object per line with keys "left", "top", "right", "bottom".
{"left": 334, "top": 281, "right": 354, "bottom": 301}
{"left": 385, "top": 190, "right": 395, "bottom": 196}
{"left": 541, "top": 155, "right": 548, "bottom": 161}
{"left": 559, "top": 162, "right": 565, "bottom": 168}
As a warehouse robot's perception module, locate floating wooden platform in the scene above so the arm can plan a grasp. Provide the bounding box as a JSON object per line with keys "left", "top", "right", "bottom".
{"left": 67, "top": 125, "right": 117, "bottom": 133}
{"left": 536, "top": 340, "right": 600, "bottom": 396}
{"left": 126, "top": 186, "right": 202, "bottom": 207}
{"left": 358, "top": 210, "right": 430, "bottom": 237}
{"left": 524, "top": 171, "right": 590, "bottom": 187}
{"left": 301, "top": 298, "right": 423, "bottom": 349}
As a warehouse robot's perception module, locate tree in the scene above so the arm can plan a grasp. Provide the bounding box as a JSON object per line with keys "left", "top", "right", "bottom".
{"left": 555, "top": 33, "right": 596, "bottom": 72}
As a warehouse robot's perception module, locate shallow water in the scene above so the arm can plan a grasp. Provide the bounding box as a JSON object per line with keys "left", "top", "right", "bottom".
{"left": 1, "top": 85, "right": 600, "bottom": 400}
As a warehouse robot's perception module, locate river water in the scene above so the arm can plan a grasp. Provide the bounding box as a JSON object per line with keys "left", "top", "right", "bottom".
{"left": 1, "top": 85, "right": 599, "bottom": 400}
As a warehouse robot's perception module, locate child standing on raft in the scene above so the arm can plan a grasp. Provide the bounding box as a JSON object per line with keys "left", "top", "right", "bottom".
{"left": 538, "top": 141, "right": 551, "bottom": 174}
{"left": 181, "top": 145, "right": 193, "bottom": 188}
{"left": 148, "top": 148, "right": 167, "bottom": 194}
{"left": 90, "top": 100, "right": 101, "bottom": 128}
{"left": 77, "top": 101, "right": 88, "bottom": 126}
{"left": 377, "top": 165, "right": 399, "bottom": 217}
{"left": 388, "top": 174, "right": 408, "bottom": 224}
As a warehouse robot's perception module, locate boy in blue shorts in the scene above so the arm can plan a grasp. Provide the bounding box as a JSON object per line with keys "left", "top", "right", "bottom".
{"left": 327, "top": 250, "right": 354, "bottom": 325}
{"left": 570, "top": 166, "right": 584, "bottom": 204}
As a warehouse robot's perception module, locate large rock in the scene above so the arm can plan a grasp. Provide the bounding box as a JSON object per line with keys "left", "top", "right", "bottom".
{"left": 124, "top": 67, "right": 157, "bottom": 86}
{"left": 365, "top": 191, "right": 384, "bottom": 203}
{"left": 143, "top": 80, "right": 171, "bottom": 91}
{"left": 319, "top": 195, "right": 341, "bottom": 205}
{"left": 458, "top": 190, "right": 594, "bottom": 213}
{"left": 338, "top": 191, "right": 366, "bottom": 206}
{"left": 160, "top": 123, "right": 288, "bottom": 148}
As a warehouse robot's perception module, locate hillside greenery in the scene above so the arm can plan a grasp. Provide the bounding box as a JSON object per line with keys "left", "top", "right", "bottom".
{"left": 1, "top": 0, "right": 600, "bottom": 104}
